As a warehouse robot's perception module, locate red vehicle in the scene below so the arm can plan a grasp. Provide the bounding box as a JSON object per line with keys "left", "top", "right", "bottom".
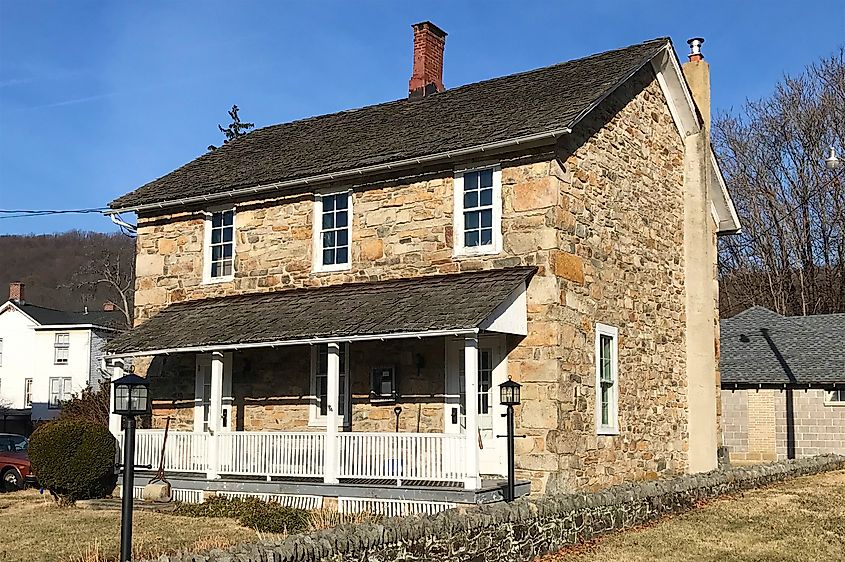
{"left": 0, "top": 433, "right": 33, "bottom": 491}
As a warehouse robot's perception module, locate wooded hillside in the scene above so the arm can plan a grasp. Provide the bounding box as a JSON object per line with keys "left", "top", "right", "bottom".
{"left": 0, "top": 231, "right": 135, "bottom": 313}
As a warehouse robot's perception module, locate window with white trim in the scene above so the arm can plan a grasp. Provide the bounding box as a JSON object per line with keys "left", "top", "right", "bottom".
{"left": 54, "top": 333, "right": 70, "bottom": 365}
{"left": 826, "top": 390, "right": 845, "bottom": 405}
{"left": 205, "top": 209, "right": 235, "bottom": 281}
{"left": 595, "top": 323, "right": 619, "bottom": 434}
{"left": 453, "top": 166, "right": 502, "bottom": 256}
{"left": 310, "top": 343, "right": 349, "bottom": 424}
{"left": 48, "top": 377, "right": 72, "bottom": 409}
{"left": 24, "top": 378, "right": 32, "bottom": 408}
{"left": 313, "top": 191, "right": 351, "bottom": 271}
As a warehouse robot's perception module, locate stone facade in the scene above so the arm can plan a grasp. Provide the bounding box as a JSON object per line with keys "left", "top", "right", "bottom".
{"left": 721, "top": 389, "right": 845, "bottom": 462}
{"left": 134, "top": 66, "right": 695, "bottom": 493}
{"left": 136, "top": 455, "right": 845, "bottom": 562}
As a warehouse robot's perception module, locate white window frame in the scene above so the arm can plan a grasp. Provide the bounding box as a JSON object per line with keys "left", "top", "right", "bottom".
{"left": 595, "top": 323, "right": 619, "bottom": 435}
{"left": 203, "top": 208, "right": 237, "bottom": 284}
{"left": 54, "top": 332, "right": 70, "bottom": 365}
{"left": 312, "top": 189, "right": 353, "bottom": 273}
{"left": 48, "top": 376, "right": 72, "bottom": 409}
{"left": 24, "top": 378, "right": 32, "bottom": 408}
{"left": 453, "top": 163, "right": 503, "bottom": 257}
{"left": 824, "top": 389, "right": 845, "bottom": 406}
{"left": 309, "top": 343, "right": 350, "bottom": 427}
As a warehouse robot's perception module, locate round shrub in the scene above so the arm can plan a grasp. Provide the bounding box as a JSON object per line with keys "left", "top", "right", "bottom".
{"left": 28, "top": 419, "right": 117, "bottom": 503}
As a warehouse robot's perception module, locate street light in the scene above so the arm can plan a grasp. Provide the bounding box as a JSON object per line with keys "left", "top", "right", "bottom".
{"left": 499, "top": 376, "right": 521, "bottom": 502}
{"left": 825, "top": 146, "right": 841, "bottom": 171}
{"left": 112, "top": 374, "right": 150, "bottom": 562}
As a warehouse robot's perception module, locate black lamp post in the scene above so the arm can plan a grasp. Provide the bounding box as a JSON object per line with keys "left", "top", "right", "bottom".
{"left": 499, "top": 376, "right": 521, "bottom": 502}
{"left": 112, "top": 373, "right": 150, "bottom": 562}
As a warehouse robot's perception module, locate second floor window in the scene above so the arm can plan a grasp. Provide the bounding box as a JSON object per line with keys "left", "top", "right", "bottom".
{"left": 314, "top": 191, "right": 351, "bottom": 272}
{"left": 454, "top": 166, "right": 502, "bottom": 257}
{"left": 54, "top": 333, "right": 70, "bottom": 364}
{"left": 206, "top": 209, "right": 235, "bottom": 281}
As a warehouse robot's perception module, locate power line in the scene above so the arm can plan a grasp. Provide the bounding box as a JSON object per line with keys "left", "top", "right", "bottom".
{"left": 0, "top": 207, "right": 109, "bottom": 220}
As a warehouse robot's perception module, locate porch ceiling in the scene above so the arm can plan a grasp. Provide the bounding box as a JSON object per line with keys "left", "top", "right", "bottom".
{"left": 105, "top": 267, "right": 536, "bottom": 357}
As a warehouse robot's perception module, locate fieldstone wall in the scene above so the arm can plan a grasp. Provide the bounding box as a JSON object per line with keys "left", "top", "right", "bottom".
{"left": 138, "top": 455, "right": 845, "bottom": 562}
{"left": 134, "top": 65, "right": 692, "bottom": 493}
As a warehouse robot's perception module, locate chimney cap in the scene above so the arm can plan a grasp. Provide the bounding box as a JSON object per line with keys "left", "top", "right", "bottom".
{"left": 411, "top": 21, "right": 447, "bottom": 39}
{"left": 687, "top": 37, "right": 705, "bottom": 61}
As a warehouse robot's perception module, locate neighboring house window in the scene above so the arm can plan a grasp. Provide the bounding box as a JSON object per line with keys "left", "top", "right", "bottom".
{"left": 54, "top": 333, "right": 70, "bottom": 364}
{"left": 826, "top": 390, "right": 845, "bottom": 405}
{"left": 310, "top": 343, "right": 349, "bottom": 424}
{"left": 595, "top": 323, "right": 619, "bottom": 434}
{"left": 205, "top": 209, "right": 236, "bottom": 282}
{"left": 24, "top": 378, "right": 32, "bottom": 408}
{"left": 0, "top": 338, "right": 3, "bottom": 366}
{"left": 48, "top": 377, "right": 72, "bottom": 409}
{"left": 453, "top": 165, "right": 502, "bottom": 256}
{"left": 313, "top": 191, "right": 352, "bottom": 272}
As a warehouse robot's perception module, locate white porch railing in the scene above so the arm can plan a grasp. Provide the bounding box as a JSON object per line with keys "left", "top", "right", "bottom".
{"left": 125, "top": 430, "right": 466, "bottom": 484}
{"left": 218, "top": 432, "right": 325, "bottom": 478}
{"left": 128, "top": 430, "right": 209, "bottom": 473}
{"left": 337, "top": 432, "right": 467, "bottom": 482}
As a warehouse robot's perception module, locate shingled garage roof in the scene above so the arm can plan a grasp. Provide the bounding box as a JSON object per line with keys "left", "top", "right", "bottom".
{"left": 720, "top": 306, "right": 845, "bottom": 388}
{"left": 105, "top": 267, "right": 536, "bottom": 356}
{"left": 109, "top": 38, "right": 669, "bottom": 210}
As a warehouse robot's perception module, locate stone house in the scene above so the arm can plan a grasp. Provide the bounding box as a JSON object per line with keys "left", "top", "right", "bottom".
{"left": 720, "top": 306, "right": 845, "bottom": 464}
{"left": 104, "top": 23, "right": 740, "bottom": 512}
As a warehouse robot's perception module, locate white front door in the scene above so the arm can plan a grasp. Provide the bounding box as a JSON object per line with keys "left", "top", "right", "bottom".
{"left": 194, "top": 353, "right": 233, "bottom": 433}
{"left": 445, "top": 335, "right": 508, "bottom": 477}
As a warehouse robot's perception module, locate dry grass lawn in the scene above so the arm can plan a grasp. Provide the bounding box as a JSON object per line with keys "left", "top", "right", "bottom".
{"left": 0, "top": 489, "right": 258, "bottom": 562}
{"left": 539, "top": 469, "right": 845, "bottom": 562}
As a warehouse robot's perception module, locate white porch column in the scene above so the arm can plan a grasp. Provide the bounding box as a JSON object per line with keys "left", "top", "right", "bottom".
{"left": 323, "top": 343, "right": 340, "bottom": 484}
{"left": 464, "top": 335, "right": 481, "bottom": 490}
{"left": 206, "top": 351, "right": 224, "bottom": 480}
{"left": 108, "top": 358, "right": 124, "bottom": 438}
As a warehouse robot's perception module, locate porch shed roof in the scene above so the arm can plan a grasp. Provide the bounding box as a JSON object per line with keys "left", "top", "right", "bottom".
{"left": 105, "top": 267, "right": 536, "bottom": 357}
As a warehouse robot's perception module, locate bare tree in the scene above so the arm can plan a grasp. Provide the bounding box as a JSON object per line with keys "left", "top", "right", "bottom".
{"left": 73, "top": 249, "right": 135, "bottom": 327}
{"left": 716, "top": 48, "right": 845, "bottom": 317}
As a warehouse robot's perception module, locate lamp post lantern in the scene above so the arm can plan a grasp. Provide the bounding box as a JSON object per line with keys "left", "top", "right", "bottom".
{"left": 825, "top": 146, "right": 841, "bottom": 171}
{"left": 112, "top": 373, "right": 150, "bottom": 562}
{"left": 499, "top": 376, "right": 521, "bottom": 502}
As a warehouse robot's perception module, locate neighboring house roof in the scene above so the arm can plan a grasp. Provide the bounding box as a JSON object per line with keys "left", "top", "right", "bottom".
{"left": 0, "top": 301, "right": 126, "bottom": 330}
{"left": 105, "top": 267, "right": 536, "bottom": 356}
{"left": 720, "top": 306, "right": 845, "bottom": 388}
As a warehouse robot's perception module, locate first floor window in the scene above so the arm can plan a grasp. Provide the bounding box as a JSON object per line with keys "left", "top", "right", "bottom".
{"left": 827, "top": 390, "right": 845, "bottom": 404}
{"left": 206, "top": 209, "right": 235, "bottom": 280}
{"left": 0, "top": 337, "right": 3, "bottom": 366}
{"left": 54, "top": 333, "right": 70, "bottom": 364}
{"left": 454, "top": 165, "right": 502, "bottom": 256}
{"left": 314, "top": 191, "right": 351, "bottom": 271}
{"left": 595, "top": 324, "right": 619, "bottom": 434}
{"left": 48, "top": 377, "right": 72, "bottom": 409}
{"left": 312, "top": 343, "right": 349, "bottom": 422}
{"left": 24, "top": 378, "right": 32, "bottom": 408}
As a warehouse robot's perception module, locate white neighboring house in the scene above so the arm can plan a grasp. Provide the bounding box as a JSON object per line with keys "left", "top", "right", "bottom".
{"left": 0, "top": 283, "right": 125, "bottom": 423}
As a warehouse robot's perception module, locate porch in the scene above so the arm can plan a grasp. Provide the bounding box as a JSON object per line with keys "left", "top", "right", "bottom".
{"left": 105, "top": 268, "right": 536, "bottom": 506}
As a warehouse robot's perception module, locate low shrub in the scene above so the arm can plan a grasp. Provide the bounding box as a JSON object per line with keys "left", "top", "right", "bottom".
{"left": 28, "top": 419, "right": 117, "bottom": 504}
{"left": 175, "top": 496, "right": 310, "bottom": 533}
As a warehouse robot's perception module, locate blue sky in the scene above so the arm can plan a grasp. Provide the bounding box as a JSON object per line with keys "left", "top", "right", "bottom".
{"left": 1, "top": 0, "right": 843, "bottom": 235}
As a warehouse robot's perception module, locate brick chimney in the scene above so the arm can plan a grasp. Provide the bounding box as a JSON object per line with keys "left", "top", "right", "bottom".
{"left": 103, "top": 301, "right": 116, "bottom": 312}
{"left": 408, "top": 21, "right": 447, "bottom": 99}
{"left": 9, "top": 282, "right": 24, "bottom": 304}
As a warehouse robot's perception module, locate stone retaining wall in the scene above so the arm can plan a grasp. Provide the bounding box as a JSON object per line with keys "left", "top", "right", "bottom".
{"left": 140, "top": 454, "right": 845, "bottom": 562}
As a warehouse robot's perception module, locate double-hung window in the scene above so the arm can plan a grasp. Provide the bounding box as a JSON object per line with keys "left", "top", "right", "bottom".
{"left": 313, "top": 191, "right": 351, "bottom": 272}
{"left": 595, "top": 323, "right": 619, "bottom": 435}
{"left": 48, "top": 377, "right": 72, "bottom": 409}
{"left": 310, "top": 343, "right": 349, "bottom": 425}
{"left": 826, "top": 390, "right": 845, "bottom": 405}
{"left": 0, "top": 338, "right": 3, "bottom": 366}
{"left": 24, "top": 378, "right": 32, "bottom": 408}
{"left": 54, "top": 333, "right": 70, "bottom": 365}
{"left": 454, "top": 165, "right": 502, "bottom": 256}
{"left": 205, "top": 209, "right": 235, "bottom": 282}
